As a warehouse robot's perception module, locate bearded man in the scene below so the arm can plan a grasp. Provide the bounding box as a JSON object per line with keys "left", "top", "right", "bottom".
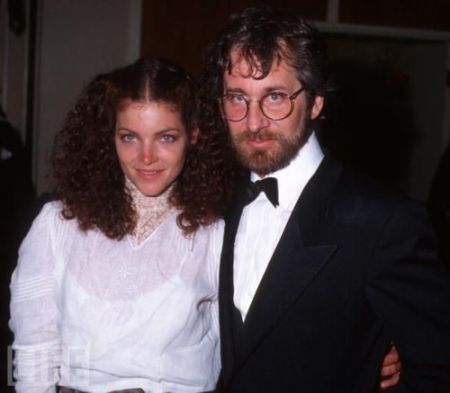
{"left": 198, "top": 6, "right": 450, "bottom": 393}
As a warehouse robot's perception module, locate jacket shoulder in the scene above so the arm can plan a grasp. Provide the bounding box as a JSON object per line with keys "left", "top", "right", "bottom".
{"left": 325, "top": 158, "right": 424, "bottom": 227}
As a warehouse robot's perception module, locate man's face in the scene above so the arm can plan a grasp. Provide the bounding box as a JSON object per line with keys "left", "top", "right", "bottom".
{"left": 222, "top": 49, "right": 324, "bottom": 176}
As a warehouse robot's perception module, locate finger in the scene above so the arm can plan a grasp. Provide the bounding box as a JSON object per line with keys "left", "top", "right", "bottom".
{"left": 380, "top": 362, "right": 402, "bottom": 377}
{"left": 382, "top": 345, "right": 399, "bottom": 365}
{"left": 380, "top": 372, "right": 400, "bottom": 389}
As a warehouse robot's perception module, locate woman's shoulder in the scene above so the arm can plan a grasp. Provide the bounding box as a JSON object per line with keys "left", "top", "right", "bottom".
{"left": 26, "top": 200, "right": 60, "bottom": 228}
{"left": 192, "top": 218, "right": 224, "bottom": 263}
{"left": 22, "top": 200, "right": 78, "bottom": 246}
{"left": 39, "top": 199, "right": 63, "bottom": 215}
{"left": 188, "top": 217, "right": 224, "bottom": 242}
{"left": 30, "top": 200, "right": 69, "bottom": 228}
{"left": 156, "top": 213, "right": 224, "bottom": 253}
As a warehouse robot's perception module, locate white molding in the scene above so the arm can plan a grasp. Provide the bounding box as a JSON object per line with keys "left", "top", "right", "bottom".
{"left": 326, "top": 0, "right": 339, "bottom": 24}
{"left": 315, "top": 21, "right": 450, "bottom": 42}
{"left": 31, "top": 0, "right": 44, "bottom": 185}
{"left": 126, "top": 0, "right": 142, "bottom": 62}
{"left": 21, "top": 0, "right": 30, "bottom": 139}
{"left": 444, "top": 44, "right": 450, "bottom": 149}
{"left": 0, "top": 0, "right": 10, "bottom": 113}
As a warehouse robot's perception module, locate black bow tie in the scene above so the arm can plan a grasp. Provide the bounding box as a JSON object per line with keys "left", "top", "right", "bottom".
{"left": 243, "top": 177, "right": 279, "bottom": 207}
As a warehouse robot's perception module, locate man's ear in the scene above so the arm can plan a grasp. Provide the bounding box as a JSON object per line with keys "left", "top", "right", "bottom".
{"left": 189, "top": 126, "right": 199, "bottom": 145}
{"left": 310, "top": 95, "right": 324, "bottom": 120}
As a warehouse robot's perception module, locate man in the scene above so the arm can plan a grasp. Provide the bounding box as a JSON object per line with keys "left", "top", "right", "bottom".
{"left": 198, "top": 7, "right": 450, "bottom": 392}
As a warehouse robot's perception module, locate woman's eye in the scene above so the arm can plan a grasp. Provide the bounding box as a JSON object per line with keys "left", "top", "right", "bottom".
{"left": 161, "top": 134, "right": 177, "bottom": 143}
{"left": 120, "top": 133, "right": 136, "bottom": 143}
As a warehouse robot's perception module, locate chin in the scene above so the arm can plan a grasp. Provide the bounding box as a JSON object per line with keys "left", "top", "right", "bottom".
{"left": 141, "top": 188, "right": 166, "bottom": 197}
{"left": 132, "top": 181, "right": 163, "bottom": 197}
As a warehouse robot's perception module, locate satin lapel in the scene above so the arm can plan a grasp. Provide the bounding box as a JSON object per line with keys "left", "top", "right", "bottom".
{"left": 218, "top": 181, "right": 248, "bottom": 382}
{"left": 235, "top": 157, "right": 341, "bottom": 369}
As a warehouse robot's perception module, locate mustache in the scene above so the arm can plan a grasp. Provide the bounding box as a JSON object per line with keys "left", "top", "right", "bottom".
{"left": 233, "top": 129, "right": 279, "bottom": 143}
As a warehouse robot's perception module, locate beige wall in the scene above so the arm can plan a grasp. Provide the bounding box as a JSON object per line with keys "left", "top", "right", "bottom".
{"left": 32, "top": 0, "right": 141, "bottom": 193}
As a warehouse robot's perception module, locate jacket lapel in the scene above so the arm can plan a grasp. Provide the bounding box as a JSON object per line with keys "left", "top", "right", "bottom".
{"left": 233, "top": 156, "right": 341, "bottom": 371}
{"left": 218, "top": 179, "right": 249, "bottom": 382}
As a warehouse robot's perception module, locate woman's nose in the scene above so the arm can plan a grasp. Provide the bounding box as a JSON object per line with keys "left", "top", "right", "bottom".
{"left": 141, "top": 143, "right": 156, "bottom": 165}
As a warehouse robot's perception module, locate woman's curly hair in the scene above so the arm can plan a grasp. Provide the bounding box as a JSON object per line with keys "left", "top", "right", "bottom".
{"left": 52, "top": 56, "right": 239, "bottom": 239}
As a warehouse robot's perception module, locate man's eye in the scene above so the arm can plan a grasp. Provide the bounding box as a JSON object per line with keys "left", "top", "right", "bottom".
{"left": 227, "top": 95, "right": 246, "bottom": 104}
{"left": 266, "top": 92, "right": 285, "bottom": 102}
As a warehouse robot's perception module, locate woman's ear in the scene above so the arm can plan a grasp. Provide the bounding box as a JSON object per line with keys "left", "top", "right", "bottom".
{"left": 189, "top": 127, "right": 199, "bottom": 145}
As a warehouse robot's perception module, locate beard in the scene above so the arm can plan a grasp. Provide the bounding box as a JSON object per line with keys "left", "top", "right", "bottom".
{"left": 231, "top": 119, "right": 311, "bottom": 176}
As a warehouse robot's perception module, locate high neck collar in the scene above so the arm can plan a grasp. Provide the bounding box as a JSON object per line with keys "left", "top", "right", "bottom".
{"left": 126, "top": 178, "right": 175, "bottom": 245}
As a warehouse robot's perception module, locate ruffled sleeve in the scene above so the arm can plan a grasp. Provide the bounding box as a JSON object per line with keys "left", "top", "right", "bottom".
{"left": 9, "top": 202, "right": 65, "bottom": 393}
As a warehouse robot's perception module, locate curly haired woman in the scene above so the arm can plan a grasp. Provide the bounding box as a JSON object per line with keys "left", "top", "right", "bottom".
{"left": 9, "top": 56, "right": 239, "bottom": 393}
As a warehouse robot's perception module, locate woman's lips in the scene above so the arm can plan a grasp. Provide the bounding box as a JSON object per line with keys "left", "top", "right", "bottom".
{"left": 136, "top": 169, "right": 163, "bottom": 179}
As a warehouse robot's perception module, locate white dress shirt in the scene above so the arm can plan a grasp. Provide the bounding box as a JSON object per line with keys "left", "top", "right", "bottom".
{"left": 233, "top": 132, "right": 324, "bottom": 321}
{"left": 10, "top": 202, "right": 223, "bottom": 393}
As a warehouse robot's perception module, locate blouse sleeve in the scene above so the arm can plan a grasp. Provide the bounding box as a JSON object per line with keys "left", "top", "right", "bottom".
{"left": 9, "top": 203, "right": 64, "bottom": 393}
{"left": 208, "top": 220, "right": 224, "bottom": 380}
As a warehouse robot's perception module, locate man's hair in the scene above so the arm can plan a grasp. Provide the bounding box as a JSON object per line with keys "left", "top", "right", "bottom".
{"left": 196, "top": 7, "right": 334, "bottom": 178}
{"left": 52, "top": 56, "right": 236, "bottom": 239}
{"left": 200, "top": 6, "right": 334, "bottom": 107}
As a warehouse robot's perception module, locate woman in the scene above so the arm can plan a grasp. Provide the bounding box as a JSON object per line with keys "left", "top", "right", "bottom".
{"left": 9, "top": 56, "right": 237, "bottom": 393}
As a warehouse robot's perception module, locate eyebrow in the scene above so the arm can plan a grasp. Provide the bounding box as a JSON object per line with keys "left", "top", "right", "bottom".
{"left": 224, "top": 85, "right": 293, "bottom": 95}
{"left": 154, "top": 128, "right": 182, "bottom": 135}
{"left": 116, "top": 127, "right": 136, "bottom": 133}
{"left": 116, "top": 127, "right": 182, "bottom": 134}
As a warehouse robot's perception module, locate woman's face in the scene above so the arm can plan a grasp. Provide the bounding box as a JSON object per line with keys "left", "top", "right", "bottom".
{"left": 115, "top": 100, "right": 189, "bottom": 196}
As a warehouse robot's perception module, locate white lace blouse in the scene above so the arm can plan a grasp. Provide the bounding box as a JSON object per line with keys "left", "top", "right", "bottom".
{"left": 9, "top": 201, "right": 223, "bottom": 393}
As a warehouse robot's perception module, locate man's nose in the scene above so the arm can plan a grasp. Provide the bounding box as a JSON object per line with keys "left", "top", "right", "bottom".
{"left": 245, "top": 101, "right": 270, "bottom": 132}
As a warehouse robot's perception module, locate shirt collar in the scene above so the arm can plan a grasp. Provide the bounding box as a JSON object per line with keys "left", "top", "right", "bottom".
{"left": 251, "top": 132, "right": 324, "bottom": 209}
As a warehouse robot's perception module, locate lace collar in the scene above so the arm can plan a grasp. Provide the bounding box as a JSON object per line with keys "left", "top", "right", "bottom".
{"left": 126, "top": 178, "right": 176, "bottom": 245}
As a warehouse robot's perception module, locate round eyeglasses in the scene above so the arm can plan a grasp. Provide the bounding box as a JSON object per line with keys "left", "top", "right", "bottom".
{"left": 220, "top": 87, "right": 305, "bottom": 122}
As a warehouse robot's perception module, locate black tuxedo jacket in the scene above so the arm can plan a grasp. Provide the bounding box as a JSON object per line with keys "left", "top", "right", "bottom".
{"left": 217, "top": 156, "right": 450, "bottom": 393}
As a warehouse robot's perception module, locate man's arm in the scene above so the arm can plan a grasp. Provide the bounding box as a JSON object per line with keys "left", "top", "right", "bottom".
{"left": 368, "top": 200, "right": 450, "bottom": 392}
